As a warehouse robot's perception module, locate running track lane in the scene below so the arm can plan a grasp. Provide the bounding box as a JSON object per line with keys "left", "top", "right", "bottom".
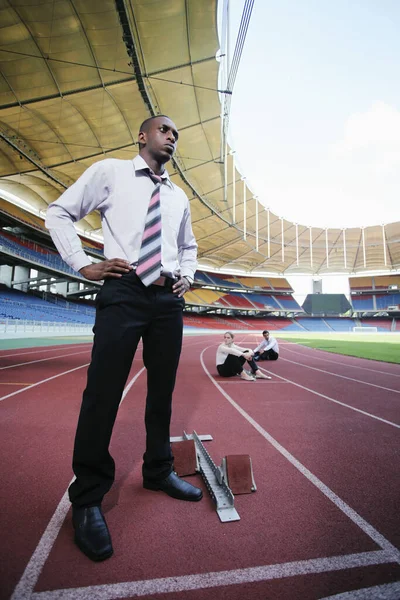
{"left": 1, "top": 335, "right": 400, "bottom": 599}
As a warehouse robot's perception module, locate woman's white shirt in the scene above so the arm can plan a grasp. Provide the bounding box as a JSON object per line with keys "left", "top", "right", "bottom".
{"left": 216, "top": 343, "right": 250, "bottom": 366}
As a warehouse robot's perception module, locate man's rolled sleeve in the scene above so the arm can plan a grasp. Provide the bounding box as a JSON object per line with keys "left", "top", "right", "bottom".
{"left": 45, "top": 161, "right": 110, "bottom": 272}
{"left": 178, "top": 200, "right": 197, "bottom": 283}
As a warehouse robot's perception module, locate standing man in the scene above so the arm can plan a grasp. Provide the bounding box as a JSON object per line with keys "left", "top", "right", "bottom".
{"left": 46, "top": 115, "right": 201, "bottom": 562}
{"left": 253, "top": 330, "right": 279, "bottom": 361}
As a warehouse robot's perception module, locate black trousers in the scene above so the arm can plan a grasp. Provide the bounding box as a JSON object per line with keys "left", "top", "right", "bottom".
{"left": 68, "top": 272, "right": 184, "bottom": 508}
{"left": 258, "top": 349, "right": 279, "bottom": 361}
{"left": 217, "top": 354, "right": 258, "bottom": 377}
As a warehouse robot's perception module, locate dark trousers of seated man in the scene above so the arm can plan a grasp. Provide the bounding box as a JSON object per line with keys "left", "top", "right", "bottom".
{"left": 257, "top": 349, "right": 279, "bottom": 361}
{"left": 69, "top": 271, "right": 184, "bottom": 508}
{"left": 217, "top": 354, "right": 258, "bottom": 377}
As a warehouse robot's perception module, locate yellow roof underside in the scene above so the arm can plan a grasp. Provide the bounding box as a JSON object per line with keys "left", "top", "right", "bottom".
{"left": 0, "top": 0, "right": 398, "bottom": 275}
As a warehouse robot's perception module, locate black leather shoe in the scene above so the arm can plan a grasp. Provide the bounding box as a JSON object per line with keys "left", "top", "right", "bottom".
{"left": 143, "top": 471, "right": 203, "bottom": 501}
{"left": 72, "top": 506, "right": 113, "bottom": 562}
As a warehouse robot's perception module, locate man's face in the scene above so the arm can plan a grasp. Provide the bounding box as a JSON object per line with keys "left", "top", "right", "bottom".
{"left": 139, "top": 117, "right": 179, "bottom": 163}
{"left": 263, "top": 332, "right": 269, "bottom": 341}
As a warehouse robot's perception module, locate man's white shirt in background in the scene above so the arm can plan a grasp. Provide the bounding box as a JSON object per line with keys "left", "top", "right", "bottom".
{"left": 254, "top": 336, "right": 279, "bottom": 355}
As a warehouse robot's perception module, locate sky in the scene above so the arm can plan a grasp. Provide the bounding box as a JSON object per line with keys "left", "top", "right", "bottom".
{"left": 223, "top": 0, "right": 400, "bottom": 229}
{"left": 218, "top": 0, "right": 400, "bottom": 299}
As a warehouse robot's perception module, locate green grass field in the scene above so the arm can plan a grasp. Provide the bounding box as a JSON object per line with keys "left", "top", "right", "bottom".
{"left": 276, "top": 332, "right": 400, "bottom": 364}
{"left": 0, "top": 335, "right": 94, "bottom": 350}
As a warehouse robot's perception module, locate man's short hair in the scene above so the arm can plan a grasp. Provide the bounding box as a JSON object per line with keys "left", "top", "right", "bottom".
{"left": 262, "top": 330, "right": 269, "bottom": 335}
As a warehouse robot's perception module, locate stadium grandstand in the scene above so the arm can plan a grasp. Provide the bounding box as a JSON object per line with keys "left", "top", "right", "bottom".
{"left": 1, "top": 198, "right": 399, "bottom": 334}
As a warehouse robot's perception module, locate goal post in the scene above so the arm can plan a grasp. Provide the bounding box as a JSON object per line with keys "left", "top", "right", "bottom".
{"left": 352, "top": 326, "right": 378, "bottom": 333}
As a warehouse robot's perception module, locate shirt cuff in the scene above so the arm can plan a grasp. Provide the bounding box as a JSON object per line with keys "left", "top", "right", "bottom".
{"left": 182, "top": 274, "right": 193, "bottom": 285}
{"left": 68, "top": 251, "right": 92, "bottom": 273}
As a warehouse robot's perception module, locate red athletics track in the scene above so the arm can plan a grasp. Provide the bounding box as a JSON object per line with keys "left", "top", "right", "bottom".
{"left": 0, "top": 334, "right": 399, "bottom": 600}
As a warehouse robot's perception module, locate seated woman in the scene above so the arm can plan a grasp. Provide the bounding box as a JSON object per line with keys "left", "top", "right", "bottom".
{"left": 216, "top": 331, "right": 271, "bottom": 381}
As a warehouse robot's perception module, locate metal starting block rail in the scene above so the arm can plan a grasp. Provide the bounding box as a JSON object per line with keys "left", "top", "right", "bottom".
{"left": 186, "top": 430, "right": 240, "bottom": 523}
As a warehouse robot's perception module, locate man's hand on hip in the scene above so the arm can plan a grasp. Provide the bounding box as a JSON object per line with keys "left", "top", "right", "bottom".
{"left": 79, "top": 259, "right": 133, "bottom": 281}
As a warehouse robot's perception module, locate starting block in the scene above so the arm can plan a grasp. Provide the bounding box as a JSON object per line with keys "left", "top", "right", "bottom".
{"left": 170, "top": 431, "right": 256, "bottom": 522}
{"left": 222, "top": 455, "right": 257, "bottom": 495}
{"left": 170, "top": 433, "right": 213, "bottom": 476}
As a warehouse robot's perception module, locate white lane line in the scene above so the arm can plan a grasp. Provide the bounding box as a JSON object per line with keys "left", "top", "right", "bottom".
{"left": 283, "top": 345, "right": 400, "bottom": 378}
{"left": 201, "top": 349, "right": 400, "bottom": 564}
{"left": 321, "top": 581, "right": 400, "bottom": 599}
{"left": 10, "top": 486, "right": 73, "bottom": 600}
{"left": 220, "top": 381, "right": 288, "bottom": 384}
{"left": 10, "top": 368, "right": 146, "bottom": 600}
{"left": 279, "top": 357, "right": 400, "bottom": 395}
{"left": 0, "top": 350, "right": 91, "bottom": 371}
{"left": 0, "top": 344, "right": 93, "bottom": 359}
{"left": 0, "top": 335, "right": 202, "bottom": 402}
{"left": 254, "top": 365, "right": 400, "bottom": 429}
{"left": 30, "top": 551, "right": 391, "bottom": 600}
{"left": 0, "top": 363, "right": 90, "bottom": 403}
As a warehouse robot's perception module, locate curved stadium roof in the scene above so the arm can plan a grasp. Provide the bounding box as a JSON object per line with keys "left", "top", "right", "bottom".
{"left": 0, "top": 0, "right": 399, "bottom": 276}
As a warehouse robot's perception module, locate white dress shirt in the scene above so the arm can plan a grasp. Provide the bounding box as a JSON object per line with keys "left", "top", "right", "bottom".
{"left": 254, "top": 336, "right": 279, "bottom": 354}
{"left": 216, "top": 343, "right": 251, "bottom": 366}
{"left": 45, "top": 155, "right": 197, "bottom": 282}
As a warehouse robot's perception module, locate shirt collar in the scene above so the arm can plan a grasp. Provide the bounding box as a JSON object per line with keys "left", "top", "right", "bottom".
{"left": 133, "top": 155, "right": 173, "bottom": 188}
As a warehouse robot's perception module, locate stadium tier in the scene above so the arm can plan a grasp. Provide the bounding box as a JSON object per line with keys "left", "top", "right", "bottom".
{"left": 0, "top": 200, "right": 103, "bottom": 258}
{"left": 267, "top": 278, "right": 292, "bottom": 291}
{"left": 350, "top": 276, "right": 400, "bottom": 313}
{"left": 0, "top": 199, "right": 47, "bottom": 232}
{"left": 184, "top": 291, "right": 295, "bottom": 310}
{"left": 0, "top": 231, "right": 82, "bottom": 279}
{"left": 0, "top": 287, "right": 95, "bottom": 324}
{"left": 349, "top": 276, "right": 374, "bottom": 291}
{"left": 296, "top": 318, "right": 332, "bottom": 332}
{"left": 375, "top": 293, "right": 400, "bottom": 310}
{"left": 359, "top": 318, "right": 393, "bottom": 331}
{"left": 193, "top": 272, "right": 214, "bottom": 285}
{"left": 202, "top": 273, "right": 240, "bottom": 288}
{"left": 351, "top": 293, "right": 400, "bottom": 311}
{"left": 183, "top": 314, "right": 301, "bottom": 330}
{"left": 217, "top": 294, "right": 255, "bottom": 309}
{"left": 349, "top": 275, "right": 400, "bottom": 291}
{"left": 235, "top": 277, "right": 271, "bottom": 289}
{"left": 244, "top": 293, "right": 283, "bottom": 309}
{"left": 323, "top": 318, "right": 355, "bottom": 332}
{"left": 2, "top": 285, "right": 397, "bottom": 332}
{"left": 351, "top": 295, "right": 375, "bottom": 311}
{"left": 374, "top": 275, "right": 400, "bottom": 289}
{"left": 273, "top": 295, "right": 302, "bottom": 310}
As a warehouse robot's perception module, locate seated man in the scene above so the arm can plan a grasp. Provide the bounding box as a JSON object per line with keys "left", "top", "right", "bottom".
{"left": 253, "top": 330, "right": 279, "bottom": 361}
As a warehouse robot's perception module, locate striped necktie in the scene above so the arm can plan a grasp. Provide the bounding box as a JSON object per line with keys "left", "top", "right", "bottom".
{"left": 136, "top": 170, "right": 163, "bottom": 286}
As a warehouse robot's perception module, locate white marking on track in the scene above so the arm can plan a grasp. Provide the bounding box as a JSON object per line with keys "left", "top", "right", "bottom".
{"left": 220, "top": 380, "right": 288, "bottom": 384}
{"left": 29, "top": 551, "right": 392, "bottom": 599}
{"left": 279, "top": 357, "right": 400, "bottom": 394}
{"left": 0, "top": 343, "right": 93, "bottom": 359}
{"left": 200, "top": 348, "right": 400, "bottom": 564}
{"left": 0, "top": 349, "right": 90, "bottom": 370}
{"left": 0, "top": 363, "right": 90, "bottom": 403}
{"left": 283, "top": 345, "right": 400, "bottom": 378}
{"left": 254, "top": 365, "right": 400, "bottom": 428}
{"left": 320, "top": 581, "right": 400, "bottom": 599}
{"left": 9, "top": 368, "right": 146, "bottom": 600}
